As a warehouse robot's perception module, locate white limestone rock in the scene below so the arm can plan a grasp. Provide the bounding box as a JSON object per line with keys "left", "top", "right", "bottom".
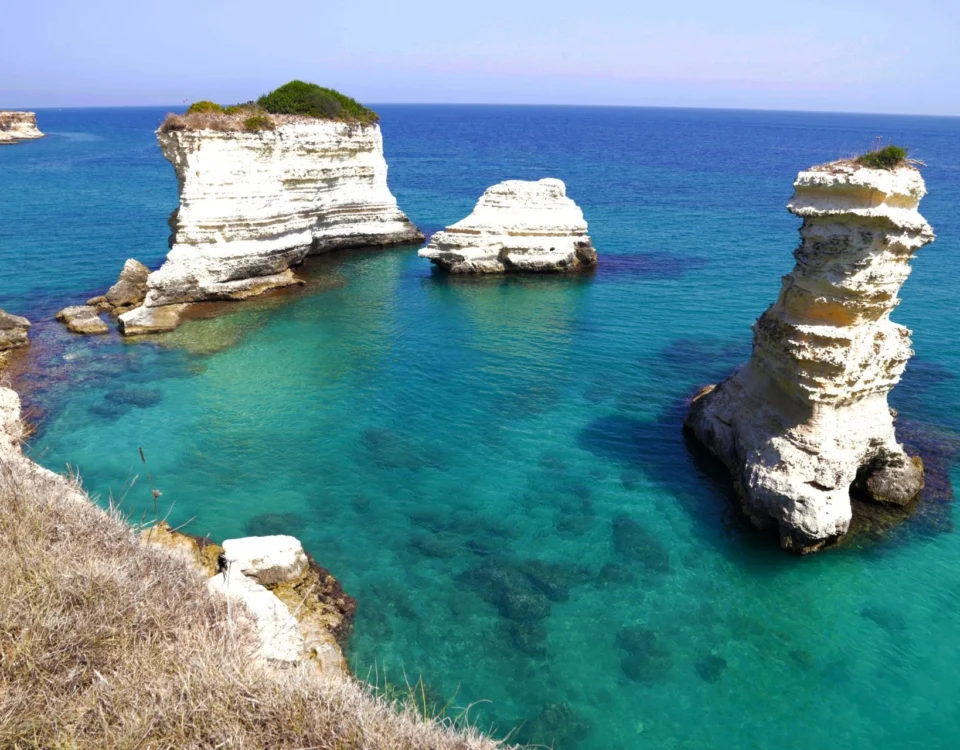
{"left": 120, "top": 119, "right": 422, "bottom": 334}
{"left": 0, "top": 111, "right": 44, "bottom": 142}
{"left": 56, "top": 305, "right": 109, "bottom": 335}
{"left": 221, "top": 535, "right": 308, "bottom": 586}
{"left": 208, "top": 565, "right": 305, "bottom": 663}
{"left": 419, "top": 178, "right": 597, "bottom": 273}
{"left": 685, "top": 160, "right": 934, "bottom": 553}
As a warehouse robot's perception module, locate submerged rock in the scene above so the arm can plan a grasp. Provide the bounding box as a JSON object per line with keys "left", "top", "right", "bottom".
{"left": 515, "top": 701, "right": 592, "bottom": 748}
{"left": 120, "top": 116, "right": 422, "bottom": 334}
{"left": 616, "top": 624, "right": 673, "bottom": 684}
{"left": 87, "top": 258, "right": 150, "bottom": 315}
{"left": 612, "top": 514, "right": 671, "bottom": 572}
{"left": 685, "top": 160, "right": 935, "bottom": 553}
{"left": 56, "top": 305, "right": 109, "bottom": 335}
{"left": 419, "top": 178, "right": 597, "bottom": 273}
{"left": 0, "top": 309, "right": 31, "bottom": 350}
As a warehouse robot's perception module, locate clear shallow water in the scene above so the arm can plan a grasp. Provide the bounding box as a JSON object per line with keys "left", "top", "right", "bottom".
{"left": 3, "top": 106, "right": 960, "bottom": 748}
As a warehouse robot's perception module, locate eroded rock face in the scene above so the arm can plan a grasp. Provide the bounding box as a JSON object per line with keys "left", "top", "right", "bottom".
{"left": 0, "top": 111, "right": 44, "bottom": 142}
{"left": 56, "top": 305, "right": 109, "bottom": 335}
{"left": 418, "top": 178, "right": 597, "bottom": 273}
{"left": 208, "top": 565, "right": 305, "bottom": 664}
{"left": 120, "top": 120, "right": 422, "bottom": 334}
{"left": 685, "top": 161, "right": 934, "bottom": 552}
{"left": 88, "top": 258, "right": 150, "bottom": 315}
{"left": 0, "top": 309, "right": 31, "bottom": 350}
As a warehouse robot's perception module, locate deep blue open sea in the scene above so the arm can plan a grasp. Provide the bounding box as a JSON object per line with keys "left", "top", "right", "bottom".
{"left": 3, "top": 105, "right": 960, "bottom": 748}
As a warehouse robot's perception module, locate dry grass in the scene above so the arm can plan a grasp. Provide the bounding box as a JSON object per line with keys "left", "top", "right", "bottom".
{"left": 0, "top": 448, "right": 512, "bottom": 749}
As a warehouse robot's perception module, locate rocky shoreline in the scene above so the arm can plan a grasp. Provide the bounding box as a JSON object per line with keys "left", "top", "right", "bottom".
{"left": 0, "top": 381, "right": 354, "bottom": 675}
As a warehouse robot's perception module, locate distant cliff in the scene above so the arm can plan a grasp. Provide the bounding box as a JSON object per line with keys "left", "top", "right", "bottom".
{"left": 121, "top": 112, "right": 421, "bottom": 334}
{"left": 0, "top": 111, "right": 44, "bottom": 143}
{"left": 686, "top": 154, "right": 934, "bottom": 553}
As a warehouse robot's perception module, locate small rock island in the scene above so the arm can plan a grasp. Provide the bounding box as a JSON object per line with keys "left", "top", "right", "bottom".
{"left": 0, "top": 111, "right": 44, "bottom": 144}
{"left": 120, "top": 82, "right": 423, "bottom": 335}
{"left": 419, "top": 178, "right": 597, "bottom": 273}
{"left": 685, "top": 148, "right": 935, "bottom": 553}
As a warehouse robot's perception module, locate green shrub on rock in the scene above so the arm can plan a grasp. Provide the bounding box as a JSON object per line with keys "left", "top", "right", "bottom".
{"left": 855, "top": 145, "right": 909, "bottom": 170}
{"left": 185, "top": 100, "right": 224, "bottom": 115}
{"left": 257, "top": 81, "right": 378, "bottom": 123}
{"left": 244, "top": 114, "right": 275, "bottom": 132}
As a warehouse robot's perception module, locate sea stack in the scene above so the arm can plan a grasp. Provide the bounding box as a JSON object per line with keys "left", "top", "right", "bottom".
{"left": 0, "top": 111, "right": 44, "bottom": 143}
{"left": 120, "top": 83, "right": 422, "bottom": 335}
{"left": 419, "top": 178, "right": 597, "bottom": 273}
{"left": 685, "top": 155, "right": 934, "bottom": 553}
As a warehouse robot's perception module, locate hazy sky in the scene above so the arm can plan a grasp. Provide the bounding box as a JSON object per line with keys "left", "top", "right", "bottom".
{"left": 2, "top": 0, "right": 957, "bottom": 114}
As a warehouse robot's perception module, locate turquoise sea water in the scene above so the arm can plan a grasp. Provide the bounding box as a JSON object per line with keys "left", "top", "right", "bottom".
{"left": 3, "top": 106, "right": 960, "bottom": 748}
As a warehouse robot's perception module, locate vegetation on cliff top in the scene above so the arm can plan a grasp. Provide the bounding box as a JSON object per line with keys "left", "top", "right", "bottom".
{"left": 0, "top": 436, "right": 508, "bottom": 748}
{"left": 855, "top": 144, "right": 909, "bottom": 170}
{"left": 161, "top": 81, "right": 377, "bottom": 134}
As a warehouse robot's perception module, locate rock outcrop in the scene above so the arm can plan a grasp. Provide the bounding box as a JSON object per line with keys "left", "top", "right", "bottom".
{"left": 0, "top": 309, "right": 31, "bottom": 350}
{"left": 119, "top": 119, "right": 422, "bottom": 334}
{"left": 419, "top": 178, "right": 597, "bottom": 273}
{"left": 685, "top": 160, "right": 935, "bottom": 553}
{"left": 56, "top": 305, "right": 108, "bottom": 335}
{"left": 87, "top": 258, "right": 150, "bottom": 315}
{"left": 155, "top": 530, "right": 355, "bottom": 676}
{"left": 0, "top": 111, "right": 44, "bottom": 143}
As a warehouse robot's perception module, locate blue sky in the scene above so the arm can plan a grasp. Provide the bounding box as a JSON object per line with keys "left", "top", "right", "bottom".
{"left": 2, "top": 0, "right": 957, "bottom": 114}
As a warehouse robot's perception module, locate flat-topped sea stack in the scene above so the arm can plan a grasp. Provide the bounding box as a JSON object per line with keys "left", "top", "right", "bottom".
{"left": 419, "top": 178, "right": 597, "bottom": 273}
{"left": 685, "top": 149, "right": 935, "bottom": 553}
{"left": 0, "top": 111, "right": 44, "bottom": 143}
{"left": 120, "top": 82, "right": 422, "bottom": 335}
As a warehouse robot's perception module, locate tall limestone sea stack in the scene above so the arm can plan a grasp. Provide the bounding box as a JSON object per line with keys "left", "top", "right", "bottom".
{"left": 419, "top": 178, "right": 597, "bottom": 273}
{"left": 686, "top": 151, "right": 935, "bottom": 553}
{"left": 120, "top": 82, "right": 422, "bottom": 334}
{"left": 0, "top": 111, "right": 44, "bottom": 143}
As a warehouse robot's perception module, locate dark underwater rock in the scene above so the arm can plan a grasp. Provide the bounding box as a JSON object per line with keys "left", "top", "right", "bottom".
{"left": 104, "top": 388, "right": 163, "bottom": 408}
{"left": 612, "top": 514, "right": 671, "bottom": 572}
{"left": 410, "top": 534, "right": 458, "bottom": 559}
{"left": 515, "top": 701, "right": 592, "bottom": 748}
{"left": 616, "top": 624, "right": 673, "bottom": 684}
{"left": 507, "top": 620, "right": 548, "bottom": 658}
{"left": 458, "top": 560, "right": 552, "bottom": 622}
{"left": 244, "top": 511, "right": 305, "bottom": 537}
{"left": 694, "top": 654, "right": 727, "bottom": 683}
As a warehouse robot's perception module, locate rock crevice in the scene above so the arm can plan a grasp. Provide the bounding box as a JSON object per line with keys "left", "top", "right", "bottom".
{"left": 685, "top": 161, "right": 934, "bottom": 552}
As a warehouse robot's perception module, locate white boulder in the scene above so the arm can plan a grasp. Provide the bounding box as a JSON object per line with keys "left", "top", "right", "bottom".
{"left": 221, "top": 534, "right": 308, "bottom": 586}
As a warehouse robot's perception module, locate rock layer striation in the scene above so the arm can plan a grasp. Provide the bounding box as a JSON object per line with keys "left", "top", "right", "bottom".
{"left": 0, "top": 111, "right": 44, "bottom": 143}
{"left": 120, "top": 119, "right": 422, "bottom": 334}
{"left": 419, "top": 178, "right": 597, "bottom": 273}
{"left": 685, "top": 161, "right": 935, "bottom": 552}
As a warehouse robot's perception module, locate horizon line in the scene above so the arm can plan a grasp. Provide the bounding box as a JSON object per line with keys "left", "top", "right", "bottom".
{"left": 4, "top": 101, "right": 959, "bottom": 120}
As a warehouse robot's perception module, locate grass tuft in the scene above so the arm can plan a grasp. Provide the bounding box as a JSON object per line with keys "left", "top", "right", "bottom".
{"left": 855, "top": 144, "right": 909, "bottom": 170}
